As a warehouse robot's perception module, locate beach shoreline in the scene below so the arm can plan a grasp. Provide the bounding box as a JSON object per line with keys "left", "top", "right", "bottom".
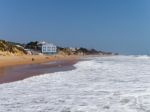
{"left": 0, "top": 55, "right": 80, "bottom": 84}
{"left": 0, "top": 55, "right": 80, "bottom": 68}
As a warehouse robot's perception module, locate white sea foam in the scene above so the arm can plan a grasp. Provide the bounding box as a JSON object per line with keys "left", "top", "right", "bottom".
{"left": 135, "top": 55, "right": 150, "bottom": 60}
{"left": 0, "top": 56, "right": 150, "bottom": 112}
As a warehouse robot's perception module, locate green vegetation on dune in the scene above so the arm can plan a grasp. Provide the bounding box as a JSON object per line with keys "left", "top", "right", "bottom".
{"left": 0, "top": 40, "right": 27, "bottom": 55}
{"left": 25, "top": 41, "right": 115, "bottom": 56}
{"left": 0, "top": 40, "right": 116, "bottom": 56}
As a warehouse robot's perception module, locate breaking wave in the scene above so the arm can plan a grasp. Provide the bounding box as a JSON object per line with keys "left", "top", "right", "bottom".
{"left": 0, "top": 55, "right": 150, "bottom": 112}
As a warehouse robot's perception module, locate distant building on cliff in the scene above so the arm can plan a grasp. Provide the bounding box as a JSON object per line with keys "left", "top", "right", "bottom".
{"left": 41, "top": 43, "right": 57, "bottom": 54}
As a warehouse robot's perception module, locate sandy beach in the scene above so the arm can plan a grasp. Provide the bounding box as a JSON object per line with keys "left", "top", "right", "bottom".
{"left": 0, "top": 55, "right": 80, "bottom": 84}
{"left": 0, "top": 55, "right": 79, "bottom": 68}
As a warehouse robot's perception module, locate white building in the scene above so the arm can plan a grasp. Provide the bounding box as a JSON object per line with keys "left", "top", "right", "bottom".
{"left": 42, "top": 43, "right": 57, "bottom": 54}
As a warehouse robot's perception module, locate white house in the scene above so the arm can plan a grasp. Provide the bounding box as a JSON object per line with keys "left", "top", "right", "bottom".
{"left": 42, "top": 43, "right": 57, "bottom": 54}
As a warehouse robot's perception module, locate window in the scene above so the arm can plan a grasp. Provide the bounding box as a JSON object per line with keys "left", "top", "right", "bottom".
{"left": 53, "top": 47, "right": 56, "bottom": 52}
{"left": 47, "top": 47, "right": 51, "bottom": 52}
{"left": 43, "top": 46, "right": 46, "bottom": 52}
{"left": 52, "top": 47, "right": 54, "bottom": 52}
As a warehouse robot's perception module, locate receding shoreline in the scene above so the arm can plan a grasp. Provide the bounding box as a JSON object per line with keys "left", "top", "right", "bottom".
{"left": 0, "top": 55, "right": 80, "bottom": 84}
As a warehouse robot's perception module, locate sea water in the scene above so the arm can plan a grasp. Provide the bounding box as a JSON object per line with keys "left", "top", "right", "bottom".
{"left": 0, "top": 56, "right": 150, "bottom": 112}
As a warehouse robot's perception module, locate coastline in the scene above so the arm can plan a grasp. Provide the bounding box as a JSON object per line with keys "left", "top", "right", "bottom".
{"left": 0, "top": 55, "right": 80, "bottom": 84}
{"left": 0, "top": 55, "right": 79, "bottom": 68}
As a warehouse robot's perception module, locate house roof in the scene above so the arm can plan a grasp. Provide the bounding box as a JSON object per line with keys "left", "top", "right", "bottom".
{"left": 42, "top": 43, "right": 56, "bottom": 47}
{"left": 37, "top": 41, "right": 47, "bottom": 45}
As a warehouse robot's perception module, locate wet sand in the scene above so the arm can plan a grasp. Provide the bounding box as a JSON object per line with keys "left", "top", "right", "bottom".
{"left": 0, "top": 57, "right": 79, "bottom": 84}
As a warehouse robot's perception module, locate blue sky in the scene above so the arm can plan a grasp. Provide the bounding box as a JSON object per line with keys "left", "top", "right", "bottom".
{"left": 0, "top": 0, "right": 150, "bottom": 54}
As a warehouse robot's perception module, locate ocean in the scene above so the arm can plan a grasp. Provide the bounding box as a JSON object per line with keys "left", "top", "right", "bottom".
{"left": 0, "top": 55, "right": 150, "bottom": 112}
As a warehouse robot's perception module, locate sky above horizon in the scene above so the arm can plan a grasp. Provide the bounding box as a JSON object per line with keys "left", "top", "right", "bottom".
{"left": 0, "top": 0, "right": 150, "bottom": 54}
